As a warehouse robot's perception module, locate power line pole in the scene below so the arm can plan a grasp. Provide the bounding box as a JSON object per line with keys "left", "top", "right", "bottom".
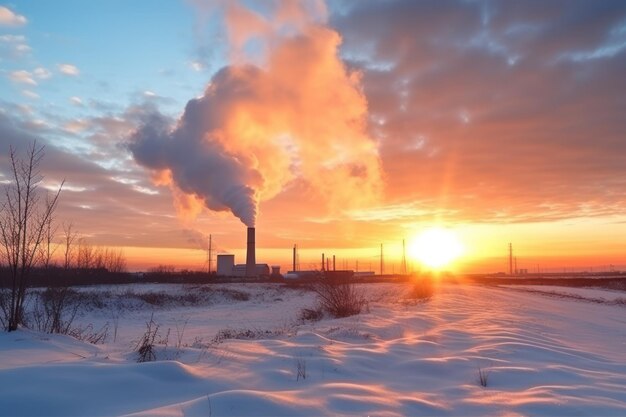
{"left": 402, "top": 239, "right": 407, "bottom": 274}
{"left": 508, "top": 242, "right": 513, "bottom": 275}
{"left": 208, "top": 234, "right": 212, "bottom": 274}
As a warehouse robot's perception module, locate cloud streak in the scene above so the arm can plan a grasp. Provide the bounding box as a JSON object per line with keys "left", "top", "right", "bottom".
{"left": 58, "top": 64, "right": 80, "bottom": 76}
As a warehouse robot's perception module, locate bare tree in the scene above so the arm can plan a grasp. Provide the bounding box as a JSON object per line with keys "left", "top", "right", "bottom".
{"left": 62, "top": 222, "right": 78, "bottom": 269}
{"left": 105, "top": 247, "right": 127, "bottom": 273}
{"left": 0, "top": 142, "right": 63, "bottom": 331}
{"left": 39, "top": 197, "right": 60, "bottom": 269}
{"left": 75, "top": 237, "right": 127, "bottom": 273}
{"left": 76, "top": 238, "right": 95, "bottom": 270}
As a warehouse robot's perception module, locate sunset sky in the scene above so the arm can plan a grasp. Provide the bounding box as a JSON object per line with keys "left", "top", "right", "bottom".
{"left": 1, "top": 0, "right": 625, "bottom": 273}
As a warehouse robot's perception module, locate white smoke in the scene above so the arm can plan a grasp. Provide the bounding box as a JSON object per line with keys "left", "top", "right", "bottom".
{"left": 129, "top": 0, "right": 382, "bottom": 227}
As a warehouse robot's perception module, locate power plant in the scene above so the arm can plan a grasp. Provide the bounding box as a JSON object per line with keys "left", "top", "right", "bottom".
{"left": 216, "top": 227, "right": 272, "bottom": 278}
{"left": 215, "top": 227, "right": 397, "bottom": 279}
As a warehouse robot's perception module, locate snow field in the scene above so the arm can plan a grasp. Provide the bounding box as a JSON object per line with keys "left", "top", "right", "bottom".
{"left": 1, "top": 282, "right": 625, "bottom": 416}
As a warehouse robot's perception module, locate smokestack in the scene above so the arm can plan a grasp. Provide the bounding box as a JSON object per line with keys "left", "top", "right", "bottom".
{"left": 246, "top": 227, "right": 256, "bottom": 277}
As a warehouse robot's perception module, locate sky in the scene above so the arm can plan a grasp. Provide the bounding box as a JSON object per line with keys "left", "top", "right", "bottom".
{"left": 1, "top": 0, "right": 625, "bottom": 273}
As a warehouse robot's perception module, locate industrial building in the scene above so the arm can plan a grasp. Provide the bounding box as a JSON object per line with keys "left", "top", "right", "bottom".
{"left": 217, "top": 254, "right": 270, "bottom": 277}
{"left": 216, "top": 227, "right": 270, "bottom": 278}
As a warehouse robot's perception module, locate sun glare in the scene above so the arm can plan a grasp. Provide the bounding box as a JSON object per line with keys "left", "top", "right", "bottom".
{"left": 409, "top": 227, "right": 464, "bottom": 270}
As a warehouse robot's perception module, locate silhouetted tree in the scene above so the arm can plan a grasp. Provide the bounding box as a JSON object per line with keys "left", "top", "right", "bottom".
{"left": 62, "top": 222, "right": 78, "bottom": 270}
{"left": 0, "top": 142, "right": 63, "bottom": 331}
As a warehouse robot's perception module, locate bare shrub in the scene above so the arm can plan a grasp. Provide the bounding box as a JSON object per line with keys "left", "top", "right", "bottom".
{"left": 136, "top": 314, "right": 159, "bottom": 362}
{"left": 211, "top": 327, "right": 287, "bottom": 345}
{"left": 407, "top": 279, "right": 435, "bottom": 301}
{"left": 175, "top": 319, "right": 188, "bottom": 350}
{"left": 111, "top": 312, "right": 120, "bottom": 343}
{"left": 137, "top": 291, "right": 170, "bottom": 306}
{"left": 477, "top": 366, "right": 490, "bottom": 388}
{"left": 30, "top": 287, "right": 80, "bottom": 334}
{"left": 69, "top": 323, "right": 109, "bottom": 344}
{"left": 295, "top": 357, "right": 307, "bottom": 381}
{"left": 312, "top": 275, "right": 367, "bottom": 318}
{"left": 298, "top": 306, "right": 324, "bottom": 323}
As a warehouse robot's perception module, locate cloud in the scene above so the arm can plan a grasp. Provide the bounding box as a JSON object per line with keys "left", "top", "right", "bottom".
{"left": 333, "top": 0, "right": 626, "bottom": 223}
{"left": 0, "top": 6, "right": 27, "bottom": 26}
{"left": 0, "top": 34, "right": 31, "bottom": 57}
{"left": 58, "top": 64, "right": 80, "bottom": 76}
{"left": 21, "top": 90, "right": 39, "bottom": 100}
{"left": 9, "top": 70, "right": 36, "bottom": 85}
{"left": 189, "top": 60, "right": 205, "bottom": 72}
{"left": 0, "top": 110, "right": 197, "bottom": 254}
{"left": 69, "top": 96, "right": 83, "bottom": 106}
{"left": 33, "top": 67, "right": 52, "bottom": 80}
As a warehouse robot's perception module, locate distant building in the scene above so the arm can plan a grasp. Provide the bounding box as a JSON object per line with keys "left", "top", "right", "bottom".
{"left": 232, "top": 263, "right": 270, "bottom": 277}
{"left": 217, "top": 253, "right": 269, "bottom": 277}
{"left": 217, "top": 254, "right": 235, "bottom": 276}
{"left": 354, "top": 271, "right": 376, "bottom": 277}
{"left": 284, "top": 270, "right": 321, "bottom": 280}
{"left": 324, "top": 270, "right": 355, "bottom": 281}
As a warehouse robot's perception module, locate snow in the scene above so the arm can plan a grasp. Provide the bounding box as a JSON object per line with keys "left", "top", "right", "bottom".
{"left": 502, "top": 285, "right": 626, "bottom": 304}
{"left": 1, "top": 282, "right": 625, "bottom": 416}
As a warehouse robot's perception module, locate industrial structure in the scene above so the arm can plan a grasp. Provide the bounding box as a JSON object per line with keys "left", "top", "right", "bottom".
{"left": 216, "top": 227, "right": 270, "bottom": 278}
{"left": 215, "top": 228, "right": 394, "bottom": 280}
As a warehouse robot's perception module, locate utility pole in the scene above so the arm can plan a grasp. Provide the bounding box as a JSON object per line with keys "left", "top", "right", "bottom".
{"left": 402, "top": 239, "right": 407, "bottom": 274}
{"left": 508, "top": 243, "right": 513, "bottom": 275}
{"left": 292, "top": 244, "right": 297, "bottom": 272}
{"left": 321, "top": 253, "right": 325, "bottom": 271}
{"left": 333, "top": 255, "right": 336, "bottom": 271}
{"left": 380, "top": 243, "right": 384, "bottom": 276}
{"left": 208, "top": 234, "right": 212, "bottom": 274}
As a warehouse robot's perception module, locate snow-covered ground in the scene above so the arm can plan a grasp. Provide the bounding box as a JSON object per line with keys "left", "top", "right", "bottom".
{"left": 502, "top": 285, "right": 626, "bottom": 304}
{"left": 1, "top": 282, "right": 625, "bottom": 416}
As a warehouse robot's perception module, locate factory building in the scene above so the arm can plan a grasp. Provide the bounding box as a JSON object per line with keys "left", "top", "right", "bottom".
{"left": 216, "top": 254, "right": 270, "bottom": 277}
{"left": 216, "top": 228, "right": 270, "bottom": 278}
{"left": 233, "top": 263, "right": 270, "bottom": 277}
{"left": 216, "top": 254, "right": 234, "bottom": 276}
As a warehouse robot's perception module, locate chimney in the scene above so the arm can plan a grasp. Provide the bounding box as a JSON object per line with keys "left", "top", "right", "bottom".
{"left": 246, "top": 227, "right": 256, "bottom": 277}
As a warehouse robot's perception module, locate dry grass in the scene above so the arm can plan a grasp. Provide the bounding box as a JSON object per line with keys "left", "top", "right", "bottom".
{"left": 136, "top": 313, "right": 159, "bottom": 362}
{"left": 477, "top": 366, "right": 490, "bottom": 388}
{"left": 312, "top": 276, "right": 367, "bottom": 318}
{"left": 407, "top": 279, "right": 435, "bottom": 301}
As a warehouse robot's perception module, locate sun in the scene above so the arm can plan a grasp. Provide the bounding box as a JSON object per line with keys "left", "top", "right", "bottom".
{"left": 408, "top": 227, "right": 464, "bottom": 270}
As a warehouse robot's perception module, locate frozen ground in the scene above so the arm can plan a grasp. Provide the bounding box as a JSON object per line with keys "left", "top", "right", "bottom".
{"left": 502, "top": 285, "right": 626, "bottom": 304}
{"left": 1, "top": 282, "right": 625, "bottom": 416}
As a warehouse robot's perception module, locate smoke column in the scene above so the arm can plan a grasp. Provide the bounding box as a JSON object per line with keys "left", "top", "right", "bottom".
{"left": 129, "top": 0, "right": 382, "bottom": 226}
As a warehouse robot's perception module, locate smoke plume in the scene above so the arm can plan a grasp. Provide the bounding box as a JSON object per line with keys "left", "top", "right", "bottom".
{"left": 129, "top": 0, "right": 382, "bottom": 227}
